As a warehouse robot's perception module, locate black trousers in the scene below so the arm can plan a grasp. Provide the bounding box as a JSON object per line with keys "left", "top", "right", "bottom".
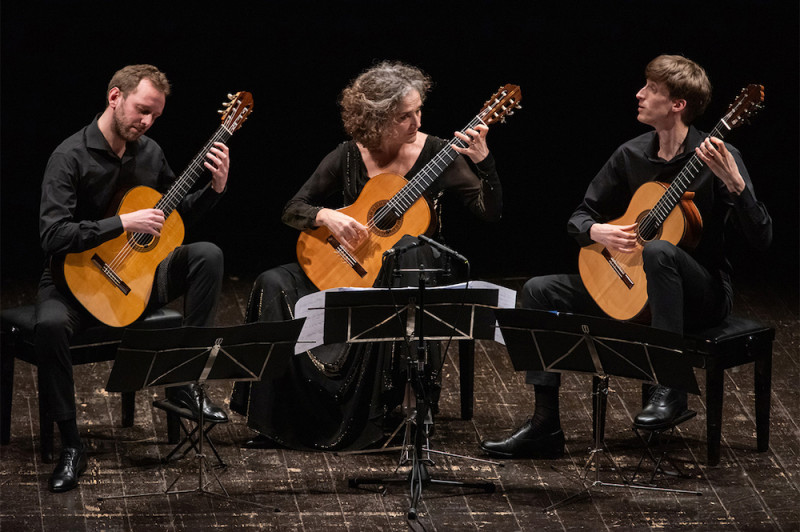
{"left": 523, "top": 241, "right": 731, "bottom": 387}
{"left": 35, "top": 242, "right": 224, "bottom": 422}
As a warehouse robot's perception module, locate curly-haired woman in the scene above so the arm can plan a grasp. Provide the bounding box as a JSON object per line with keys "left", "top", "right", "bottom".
{"left": 232, "top": 61, "right": 505, "bottom": 451}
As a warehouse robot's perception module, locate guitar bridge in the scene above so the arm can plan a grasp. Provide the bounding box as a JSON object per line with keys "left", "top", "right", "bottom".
{"left": 601, "top": 248, "right": 634, "bottom": 289}
{"left": 326, "top": 236, "right": 367, "bottom": 277}
{"left": 91, "top": 254, "right": 131, "bottom": 295}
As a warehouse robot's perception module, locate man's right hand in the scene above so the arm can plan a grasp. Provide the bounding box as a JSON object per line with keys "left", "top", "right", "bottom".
{"left": 589, "top": 222, "right": 638, "bottom": 253}
{"left": 120, "top": 209, "right": 165, "bottom": 236}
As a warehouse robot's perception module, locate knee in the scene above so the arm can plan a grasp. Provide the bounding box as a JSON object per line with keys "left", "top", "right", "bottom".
{"left": 521, "top": 276, "right": 552, "bottom": 310}
{"left": 191, "top": 242, "right": 224, "bottom": 270}
{"left": 642, "top": 240, "right": 678, "bottom": 273}
{"left": 253, "top": 267, "right": 286, "bottom": 295}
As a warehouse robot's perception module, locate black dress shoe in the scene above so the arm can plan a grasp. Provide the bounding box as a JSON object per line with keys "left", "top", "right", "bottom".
{"left": 49, "top": 445, "right": 87, "bottom": 493}
{"left": 480, "top": 419, "right": 565, "bottom": 458}
{"left": 166, "top": 384, "right": 228, "bottom": 422}
{"left": 634, "top": 385, "right": 689, "bottom": 430}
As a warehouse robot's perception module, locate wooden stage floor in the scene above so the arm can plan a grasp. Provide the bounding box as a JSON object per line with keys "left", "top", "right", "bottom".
{"left": 1, "top": 273, "right": 798, "bottom": 531}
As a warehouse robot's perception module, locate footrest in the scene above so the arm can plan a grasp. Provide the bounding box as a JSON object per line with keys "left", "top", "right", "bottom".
{"left": 632, "top": 410, "right": 700, "bottom": 486}
{"left": 153, "top": 399, "right": 229, "bottom": 424}
{"left": 633, "top": 409, "right": 697, "bottom": 432}
{"left": 153, "top": 399, "right": 227, "bottom": 468}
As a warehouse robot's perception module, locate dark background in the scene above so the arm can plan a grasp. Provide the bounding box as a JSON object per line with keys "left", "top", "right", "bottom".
{"left": 2, "top": 1, "right": 797, "bottom": 310}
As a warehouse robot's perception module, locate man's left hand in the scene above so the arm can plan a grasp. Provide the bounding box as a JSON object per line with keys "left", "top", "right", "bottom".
{"left": 695, "top": 137, "right": 745, "bottom": 195}
{"left": 205, "top": 142, "right": 230, "bottom": 192}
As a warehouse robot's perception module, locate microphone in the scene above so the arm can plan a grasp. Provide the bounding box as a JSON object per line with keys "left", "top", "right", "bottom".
{"left": 383, "top": 239, "right": 423, "bottom": 257}
{"left": 418, "top": 234, "right": 469, "bottom": 264}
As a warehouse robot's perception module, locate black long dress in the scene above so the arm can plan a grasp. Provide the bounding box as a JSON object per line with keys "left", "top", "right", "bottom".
{"left": 231, "top": 136, "right": 503, "bottom": 451}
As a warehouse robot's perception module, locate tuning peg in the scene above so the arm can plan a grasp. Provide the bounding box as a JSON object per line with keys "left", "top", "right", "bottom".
{"left": 217, "top": 109, "right": 225, "bottom": 115}
{"left": 227, "top": 93, "right": 236, "bottom": 100}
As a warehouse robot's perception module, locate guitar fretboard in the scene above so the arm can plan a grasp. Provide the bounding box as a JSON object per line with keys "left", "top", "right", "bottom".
{"left": 370, "top": 116, "right": 485, "bottom": 228}
{"left": 155, "top": 124, "right": 234, "bottom": 217}
{"left": 638, "top": 120, "right": 729, "bottom": 240}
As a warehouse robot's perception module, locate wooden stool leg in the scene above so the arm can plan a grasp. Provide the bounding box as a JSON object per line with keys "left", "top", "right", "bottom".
{"left": 459, "top": 340, "right": 474, "bottom": 420}
{"left": 705, "top": 366, "right": 724, "bottom": 467}
{"left": 121, "top": 392, "right": 135, "bottom": 428}
{"left": 754, "top": 351, "right": 772, "bottom": 453}
{"left": 0, "top": 351, "right": 15, "bottom": 445}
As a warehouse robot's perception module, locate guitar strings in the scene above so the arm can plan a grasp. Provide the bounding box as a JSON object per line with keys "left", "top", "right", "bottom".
{"left": 104, "top": 124, "right": 234, "bottom": 275}
{"left": 337, "top": 116, "right": 484, "bottom": 265}
{"left": 330, "top": 92, "right": 509, "bottom": 266}
{"left": 365, "top": 116, "right": 484, "bottom": 234}
{"left": 635, "top": 121, "right": 727, "bottom": 242}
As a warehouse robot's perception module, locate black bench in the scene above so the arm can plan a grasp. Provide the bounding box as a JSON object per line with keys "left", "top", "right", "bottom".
{"left": 671, "top": 314, "right": 774, "bottom": 466}
{"left": 486, "top": 311, "right": 775, "bottom": 467}
{"left": 1, "top": 304, "right": 183, "bottom": 462}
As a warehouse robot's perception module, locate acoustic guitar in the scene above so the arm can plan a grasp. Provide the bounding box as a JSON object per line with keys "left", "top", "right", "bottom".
{"left": 56, "top": 92, "right": 254, "bottom": 327}
{"left": 578, "top": 84, "right": 764, "bottom": 321}
{"left": 296, "top": 84, "right": 522, "bottom": 292}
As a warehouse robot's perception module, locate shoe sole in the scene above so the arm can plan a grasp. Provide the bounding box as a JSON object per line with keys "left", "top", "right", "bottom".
{"left": 480, "top": 444, "right": 564, "bottom": 459}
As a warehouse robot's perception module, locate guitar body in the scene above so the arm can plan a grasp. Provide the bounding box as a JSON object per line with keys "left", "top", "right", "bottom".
{"left": 60, "top": 186, "right": 185, "bottom": 327}
{"left": 297, "top": 172, "right": 432, "bottom": 291}
{"left": 578, "top": 181, "right": 701, "bottom": 321}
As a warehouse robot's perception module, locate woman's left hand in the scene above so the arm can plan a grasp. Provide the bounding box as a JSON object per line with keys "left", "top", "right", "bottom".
{"left": 452, "top": 124, "right": 489, "bottom": 163}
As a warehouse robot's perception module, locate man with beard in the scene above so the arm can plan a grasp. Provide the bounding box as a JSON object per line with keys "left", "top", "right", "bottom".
{"left": 36, "top": 64, "right": 230, "bottom": 492}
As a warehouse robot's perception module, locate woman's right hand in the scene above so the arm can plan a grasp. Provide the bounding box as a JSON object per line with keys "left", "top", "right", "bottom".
{"left": 316, "top": 208, "right": 369, "bottom": 250}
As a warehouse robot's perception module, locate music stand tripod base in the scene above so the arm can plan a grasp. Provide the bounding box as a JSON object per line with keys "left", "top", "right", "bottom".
{"left": 99, "top": 321, "right": 303, "bottom": 512}
{"left": 322, "top": 278, "right": 506, "bottom": 519}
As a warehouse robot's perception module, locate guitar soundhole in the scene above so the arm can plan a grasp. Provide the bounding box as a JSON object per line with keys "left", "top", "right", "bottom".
{"left": 368, "top": 200, "right": 402, "bottom": 237}
{"left": 127, "top": 232, "right": 160, "bottom": 252}
{"left": 636, "top": 210, "right": 662, "bottom": 243}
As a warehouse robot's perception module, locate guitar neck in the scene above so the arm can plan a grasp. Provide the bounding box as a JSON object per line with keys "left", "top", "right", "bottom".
{"left": 155, "top": 124, "right": 234, "bottom": 217}
{"left": 386, "top": 116, "right": 486, "bottom": 215}
{"left": 643, "top": 119, "right": 730, "bottom": 237}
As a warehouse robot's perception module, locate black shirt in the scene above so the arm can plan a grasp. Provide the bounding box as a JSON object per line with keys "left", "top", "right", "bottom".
{"left": 39, "top": 116, "right": 221, "bottom": 260}
{"left": 568, "top": 125, "right": 772, "bottom": 295}
{"left": 281, "top": 135, "right": 502, "bottom": 233}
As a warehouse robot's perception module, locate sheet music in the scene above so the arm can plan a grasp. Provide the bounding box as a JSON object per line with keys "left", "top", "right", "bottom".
{"left": 294, "top": 282, "right": 516, "bottom": 354}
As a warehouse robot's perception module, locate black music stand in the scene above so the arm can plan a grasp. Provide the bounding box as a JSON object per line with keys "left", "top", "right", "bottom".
{"left": 295, "top": 280, "right": 515, "bottom": 520}
{"left": 494, "top": 308, "right": 702, "bottom": 511}
{"left": 98, "top": 320, "right": 304, "bottom": 510}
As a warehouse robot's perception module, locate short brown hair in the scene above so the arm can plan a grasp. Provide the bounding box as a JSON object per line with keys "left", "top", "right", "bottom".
{"left": 340, "top": 61, "right": 432, "bottom": 149}
{"left": 106, "top": 64, "right": 171, "bottom": 106}
{"left": 645, "top": 55, "right": 711, "bottom": 125}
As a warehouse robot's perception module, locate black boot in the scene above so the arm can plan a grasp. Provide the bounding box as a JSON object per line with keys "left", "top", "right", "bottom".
{"left": 166, "top": 384, "right": 228, "bottom": 422}
{"left": 480, "top": 419, "right": 565, "bottom": 458}
{"left": 49, "top": 444, "right": 87, "bottom": 493}
{"left": 634, "top": 385, "right": 688, "bottom": 429}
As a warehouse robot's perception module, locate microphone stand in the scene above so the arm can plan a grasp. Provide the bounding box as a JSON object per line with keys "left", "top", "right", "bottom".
{"left": 349, "top": 238, "right": 498, "bottom": 521}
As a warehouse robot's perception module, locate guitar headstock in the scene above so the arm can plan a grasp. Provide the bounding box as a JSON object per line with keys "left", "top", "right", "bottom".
{"left": 219, "top": 91, "right": 254, "bottom": 133}
{"left": 479, "top": 84, "right": 522, "bottom": 125}
{"left": 724, "top": 84, "right": 764, "bottom": 130}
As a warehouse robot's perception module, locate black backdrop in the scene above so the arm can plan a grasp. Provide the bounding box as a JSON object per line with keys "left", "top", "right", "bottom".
{"left": 2, "top": 1, "right": 797, "bottom": 308}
